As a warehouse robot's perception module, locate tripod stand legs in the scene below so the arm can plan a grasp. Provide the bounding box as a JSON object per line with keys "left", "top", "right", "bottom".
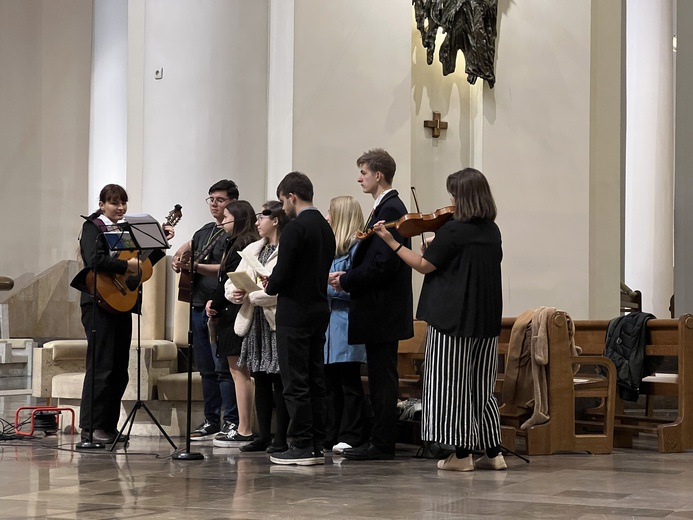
{"left": 109, "top": 400, "right": 178, "bottom": 452}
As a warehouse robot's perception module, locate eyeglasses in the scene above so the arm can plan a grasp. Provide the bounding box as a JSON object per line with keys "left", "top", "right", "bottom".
{"left": 256, "top": 209, "right": 273, "bottom": 218}
{"left": 206, "top": 196, "right": 229, "bottom": 206}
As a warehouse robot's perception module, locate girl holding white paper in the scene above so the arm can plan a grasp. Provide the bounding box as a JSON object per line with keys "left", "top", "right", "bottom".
{"left": 225, "top": 201, "right": 291, "bottom": 452}
{"left": 207, "top": 200, "right": 259, "bottom": 447}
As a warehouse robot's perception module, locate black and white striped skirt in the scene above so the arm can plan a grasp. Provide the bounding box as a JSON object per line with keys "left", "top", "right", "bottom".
{"left": 421, "top": 325, "right": 501, "bottom": 449}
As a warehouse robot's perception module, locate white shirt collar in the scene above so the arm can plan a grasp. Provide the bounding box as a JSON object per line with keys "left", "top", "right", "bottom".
{"left": 97, "top": 214, "right": 125, "bottom": 229}
{"left": 372, "top": 188, "right": 393, "bottom": 209}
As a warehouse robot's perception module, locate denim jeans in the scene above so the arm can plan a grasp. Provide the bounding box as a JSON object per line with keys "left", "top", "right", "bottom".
{"left": 191, "top": 307, "right": 238, "bottom": 425}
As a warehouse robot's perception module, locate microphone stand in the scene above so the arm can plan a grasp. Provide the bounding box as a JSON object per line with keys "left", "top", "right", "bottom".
{"left": 109, "top": 250, "right": 178, "bottom": 452}
{"left": 173, "top": 235, "right": 203, "bottom": 461}
{"left": 76, "top": 233, "right": 107, "bottom": 450}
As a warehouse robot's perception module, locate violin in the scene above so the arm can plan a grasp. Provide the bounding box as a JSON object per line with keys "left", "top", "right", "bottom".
{"left": 356, "top": 206, "right": 454, "bottom": 240}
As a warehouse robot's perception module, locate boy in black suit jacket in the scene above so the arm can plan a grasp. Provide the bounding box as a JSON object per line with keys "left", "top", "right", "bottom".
{"left": 330, "top": 148, "right": 414, "bottom": 460}
{"left": 265, "top": 172, "right": 336, "bottom": 466}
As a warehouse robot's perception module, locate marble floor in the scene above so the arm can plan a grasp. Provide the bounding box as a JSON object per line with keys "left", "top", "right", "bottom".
{"left": 3, "top": 395, "right": 693, "bottom": 519}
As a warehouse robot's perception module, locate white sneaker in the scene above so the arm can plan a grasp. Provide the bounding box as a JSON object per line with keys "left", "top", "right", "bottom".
{"left": 437, "top": 454, "right": 474, "bottom": 472}
{"left": 332, "top": 442, "right": 352, "bottom": 455}
{"left": 475, "top": 453, "right": 507, "bottom": 470}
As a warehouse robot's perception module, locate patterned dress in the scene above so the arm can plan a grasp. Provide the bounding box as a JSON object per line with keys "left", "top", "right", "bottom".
{"left": 237, "top": 244, "right": 279, "bottom": 373}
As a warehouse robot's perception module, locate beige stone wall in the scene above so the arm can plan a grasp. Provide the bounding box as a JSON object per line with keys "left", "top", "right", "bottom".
{"left": 0, "top": 261, "right": 83, "bottom": 339}
{"left": 0, "top": 0, "right": 92, "bottom": 281}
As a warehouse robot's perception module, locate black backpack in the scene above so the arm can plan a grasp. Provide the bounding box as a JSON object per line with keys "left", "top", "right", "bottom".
{"left": 603, "top": 312, "right": 662, "bottom": 401}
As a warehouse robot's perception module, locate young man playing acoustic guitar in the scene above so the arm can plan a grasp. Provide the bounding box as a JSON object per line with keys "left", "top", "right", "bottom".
{"left": 172, "top": 180, "right": 240, "bottom": 441}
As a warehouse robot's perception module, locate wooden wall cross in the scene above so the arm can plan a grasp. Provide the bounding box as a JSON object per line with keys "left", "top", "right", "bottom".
{"left": 423, "top": 111, "right": 448, "bottom": 138}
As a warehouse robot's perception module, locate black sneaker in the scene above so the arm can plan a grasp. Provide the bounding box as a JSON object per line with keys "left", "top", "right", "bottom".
{"left": 341, "top": 441, "right": 395, "bottom": 461}
{"left": 266, "top": 442, "right": 289, "bottom": 454}
{"left": 269, "top": 445, "right": 325, "bottom": 466}
{"left": 213, "top": 421, "right": 237, "bottom": 441}
{"left": 189, "top": 420, "right": 220, "bottom": 441}
{"left": 212, "top": 430, "right": 254, "bottom": 448}
{"left": 239, "top": 438, "right": 271, "bottom": 452}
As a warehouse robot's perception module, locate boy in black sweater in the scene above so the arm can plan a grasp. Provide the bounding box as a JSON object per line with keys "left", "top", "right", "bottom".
{"left": 265, "top": 172, "right": 336, "bottom": 466}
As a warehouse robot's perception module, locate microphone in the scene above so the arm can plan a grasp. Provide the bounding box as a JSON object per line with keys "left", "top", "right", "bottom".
{"left": 216, "top": 209, "right": 272, "bottom": 227}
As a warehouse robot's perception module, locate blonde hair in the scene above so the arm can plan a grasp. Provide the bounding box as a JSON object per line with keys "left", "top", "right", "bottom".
{"left": 329, "top": 196, "right": 365, "bottom": 257}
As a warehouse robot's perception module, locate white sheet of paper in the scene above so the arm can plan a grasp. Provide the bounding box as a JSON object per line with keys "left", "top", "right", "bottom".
{"left": 237, "top": 250, "right": 271, "bottom": 277}
{"left": 227, "top": 271, "right": 263, "bottom": 293}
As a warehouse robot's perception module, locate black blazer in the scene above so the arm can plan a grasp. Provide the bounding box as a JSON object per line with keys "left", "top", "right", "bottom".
{"left": 266, "top": 208, "right": 335, "bottom": 328}
{"left": 340, "top": 190, "right": 413, "bottom": 344}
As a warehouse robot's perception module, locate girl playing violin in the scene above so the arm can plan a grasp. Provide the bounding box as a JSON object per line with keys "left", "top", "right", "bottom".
{"left": 372, "top": 168, "right": 506, "bottom": 472}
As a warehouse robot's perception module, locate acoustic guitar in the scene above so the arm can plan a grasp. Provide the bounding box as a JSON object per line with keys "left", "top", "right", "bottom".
{"left": 177, "top": 226, "right": 226, "bottom": 302}
{"left": 86, "top": 205, "right": 182, "bottom": 313}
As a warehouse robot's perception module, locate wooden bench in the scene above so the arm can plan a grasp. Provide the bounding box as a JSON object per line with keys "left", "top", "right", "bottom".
{"left": 549, "top": 315, "right": 693, "bottom": 453}
{"left": 620, "top": 282, "right": 642, "bottom": 314}
{"left": 397, "top": 320, "right": 427, "bottom": 399}
{"left": 578, "top": 315, "right": 693, "bottom": 453}
{"left": 497, "top": 311, "right": 617, "bottom": 455}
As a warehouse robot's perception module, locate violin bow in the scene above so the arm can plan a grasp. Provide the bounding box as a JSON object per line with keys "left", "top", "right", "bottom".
{"left": 410, "top": 186, "right": 427, "bottom": 250}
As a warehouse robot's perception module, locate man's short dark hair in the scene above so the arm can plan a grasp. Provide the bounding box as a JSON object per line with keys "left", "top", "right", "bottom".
{"left": 276, "top": 171, "right": 314, "bottom": 203}
{"left": 208, "top": 179, "right": 239, "bottom": 200}
{"left": 356, "top": 148, "right": 396, "bottom": 184}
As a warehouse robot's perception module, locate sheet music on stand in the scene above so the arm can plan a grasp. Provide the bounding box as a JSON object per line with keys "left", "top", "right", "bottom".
{"left": 103, "top": 214, "right": 171, "bottom": 251}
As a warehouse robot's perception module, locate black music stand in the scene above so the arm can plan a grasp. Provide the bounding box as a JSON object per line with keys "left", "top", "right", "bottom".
{"left": 107, "top": 215, "right": 177, "bottom": 451}
{"left": 172, "top": 234, "right": 204, "bottom": 461}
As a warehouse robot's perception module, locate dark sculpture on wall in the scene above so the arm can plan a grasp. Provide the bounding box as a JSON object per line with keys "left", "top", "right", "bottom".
{"left": 413, "top": 0, "right": 499, "bottom": 87}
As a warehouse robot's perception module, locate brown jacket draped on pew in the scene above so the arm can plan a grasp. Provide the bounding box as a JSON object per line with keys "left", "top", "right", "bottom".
{"left": 502, "top": 307, "right": 581, "bottom": 429}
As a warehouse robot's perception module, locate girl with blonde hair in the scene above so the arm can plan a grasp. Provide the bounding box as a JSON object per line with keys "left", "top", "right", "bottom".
{"left": 324, "top": 195, "right": 368, "bottom": 454}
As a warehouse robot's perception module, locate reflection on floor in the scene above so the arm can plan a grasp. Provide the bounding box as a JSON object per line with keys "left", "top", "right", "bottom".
{"left": 3, "top": 394, "right": 693, "bottom": 519}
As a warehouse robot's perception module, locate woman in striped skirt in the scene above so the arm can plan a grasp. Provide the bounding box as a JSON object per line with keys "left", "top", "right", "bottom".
{"left": 373, "top": 168, "right": 505, "bottom": 471}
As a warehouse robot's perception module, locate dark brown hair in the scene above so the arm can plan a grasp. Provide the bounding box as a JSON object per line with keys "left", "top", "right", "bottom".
{"left": 276, "top": 171, "right": 314, "bottom": 203}
{"left": 262, "top": 200, "right": 290, "bottom": 233}
{"left": 99, "top": 184, "right": 128, "bottom": 204}
{"left": 446, "top": 168, "right": 497, "bottom": 222}
{"left": 356, "top": 148, "right": 396, "bottom": 184}
{"left": 224, "top": 200, "right": 259, "bottom": 240}
{"left": 209, "top": 179, "right": 239, "bottom": 200}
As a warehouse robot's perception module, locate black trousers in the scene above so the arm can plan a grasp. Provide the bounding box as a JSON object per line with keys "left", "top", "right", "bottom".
{"left": 252, "top": 371, "right": 290, "bottom": 446}
{"left": 365, "top": 341, "right": 399, "bottom": 454}
{"left": 324, "top": 362, "right": 367, "bottom": 447}
{"left": 79, "top": 302, "right": 132, "bottom": 431}
{"left": 276, "top": 322, "right": 328, "bottom": 449}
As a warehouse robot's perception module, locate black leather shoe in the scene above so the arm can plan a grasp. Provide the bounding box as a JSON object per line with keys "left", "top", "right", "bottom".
{"left": 81, "top": 429, "right": 116, "bottom": 444}
{"left": 107, "top": 430, "right": 129, "bottom": 443}
{"left": 341, "top": 442, "right": 395, "bottom": 461}
{"left": 266, "top": 443, "right": 289, "bottom": 454}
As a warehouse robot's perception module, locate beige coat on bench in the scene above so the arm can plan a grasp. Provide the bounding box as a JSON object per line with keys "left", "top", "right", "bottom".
{"left": 503, "top": 307, "right": 580, "bottom": 429}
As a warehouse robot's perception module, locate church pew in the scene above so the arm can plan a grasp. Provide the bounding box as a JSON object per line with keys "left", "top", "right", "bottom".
{"left": 396, "top": 320, "right": 427, "bottom": 399}
{"left": 573, "top": 316, "right": 693, "bottom": 452}
{"left": 605, "top": 315, "right": 693, "bottom": 452}
{"left": 500, "top": 314, "right": 693, "bottom": 453}
{"left": 497, "top": 311, "right": 617, "bottom": 455}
